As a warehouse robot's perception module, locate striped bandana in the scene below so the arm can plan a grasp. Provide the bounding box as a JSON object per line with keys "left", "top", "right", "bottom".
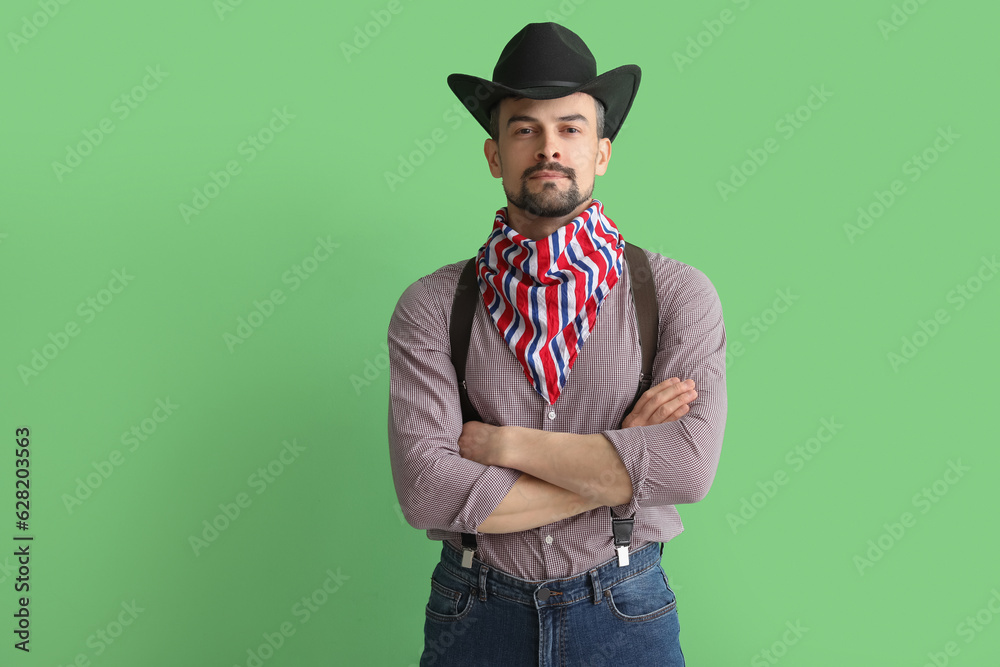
{"left": 476, "top": 199, "right": 625, "bottom": 405}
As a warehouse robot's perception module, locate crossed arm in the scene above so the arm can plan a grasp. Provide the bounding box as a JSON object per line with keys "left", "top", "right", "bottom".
{"left": 387, "top": 262, "right": 726, "bottom": 538}
{"left": 460, "top": 378, "right": 698, "bottom": 533}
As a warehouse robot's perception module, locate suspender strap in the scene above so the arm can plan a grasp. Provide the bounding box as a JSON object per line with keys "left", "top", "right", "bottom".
{"left": 451, "top": 258, "right": 484, "bottom": 566}
{"left": 449, "top": 243, "right": 659, "bottom": 568}
{"left": 619, "top": 242, "right": 659, "bottom": 430}
{"left": 450, "top": 258, "right": 485, "bottom": 426}
{"left": 614, "top": 243, "right": 658, "bottom": 566}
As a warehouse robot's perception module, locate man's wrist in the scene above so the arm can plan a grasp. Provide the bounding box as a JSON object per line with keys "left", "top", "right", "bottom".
{"left": 498, "top": 425, "right": 528, "bottom": 470}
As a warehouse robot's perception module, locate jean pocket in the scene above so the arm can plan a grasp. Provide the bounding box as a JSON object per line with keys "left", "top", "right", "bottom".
{"left": 605, "top": 564, "right": 677, "bottom": 622}
{"left": 425, "top": 564, "right": 475, "bottom": 622}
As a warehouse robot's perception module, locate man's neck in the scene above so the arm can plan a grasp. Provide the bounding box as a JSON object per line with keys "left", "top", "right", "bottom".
{"left": 504, "top": 198, "right": 594, "bottom": 241}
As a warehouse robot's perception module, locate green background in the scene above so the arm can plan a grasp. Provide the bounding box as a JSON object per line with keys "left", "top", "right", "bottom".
{"left": 3, "top": 0, "right": 998, "bottom": 664}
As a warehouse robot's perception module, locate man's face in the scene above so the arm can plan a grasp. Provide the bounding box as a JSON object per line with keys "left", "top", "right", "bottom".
{"left": 485, "top": 92, "right": 611, "bottom": 220}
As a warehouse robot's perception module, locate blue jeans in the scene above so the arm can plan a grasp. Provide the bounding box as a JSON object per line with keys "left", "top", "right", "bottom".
{"left": 420, "top": 541, "right": 685, "bottom": 666}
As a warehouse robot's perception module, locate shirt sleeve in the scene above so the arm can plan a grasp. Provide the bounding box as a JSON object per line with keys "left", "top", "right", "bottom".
{"left": 387, "top": 274, "right": 522, "bottom": 534}
{"left": 602, "top": 260, "right": 728, "bottom": 516}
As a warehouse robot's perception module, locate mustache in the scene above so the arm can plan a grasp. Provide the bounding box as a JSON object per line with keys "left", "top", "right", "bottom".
{"left": 523, "top": 163, "right": 575, "bottom": 180}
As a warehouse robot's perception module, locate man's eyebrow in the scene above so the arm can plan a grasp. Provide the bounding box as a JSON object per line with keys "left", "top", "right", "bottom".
{"left": 506, "top": 113, "right": 591, "bottom": 127}
{"left": 506, "top": 114, "right": 538, "bottom": 127}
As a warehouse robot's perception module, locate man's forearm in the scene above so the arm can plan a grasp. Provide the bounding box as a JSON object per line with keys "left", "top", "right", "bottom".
{"left": 476, "top": 472, "right": 605, "bottom": 534}
{"left": 501, "top": 427, "right": 633, "bottom": 507}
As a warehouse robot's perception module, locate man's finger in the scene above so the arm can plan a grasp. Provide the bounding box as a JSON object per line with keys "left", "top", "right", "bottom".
{"left": 652, "top": 391, "right": 697, "bottom": 421}
{"left": 624, "top": 378, "right": 697, "bottom": 427}
{"left": 635, "top": 379, "right": 694, "bottom": 417}
{"left": 665, "top": 404, "right": 691, "bottom": 422}
{"left": 631, "top": 377, "right": 681, "bottom": 413}
{"left": 635, "top": 378, "right": 680, "bottom": 409}
{"left": 639, "top": 388, "right": 696, "bottom": 424}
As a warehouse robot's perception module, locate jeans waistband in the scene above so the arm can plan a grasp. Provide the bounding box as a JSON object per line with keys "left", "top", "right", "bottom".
{"left": 438, "top": 541, "right": 663, "bottom": 609}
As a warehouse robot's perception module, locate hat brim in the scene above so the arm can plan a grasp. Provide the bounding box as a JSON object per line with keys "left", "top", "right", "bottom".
{"left": 447, "top": 65, "right": 640, "bottom": 143}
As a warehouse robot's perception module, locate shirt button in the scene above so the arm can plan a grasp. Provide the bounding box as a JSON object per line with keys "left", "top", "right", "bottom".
{"left": 547, "top": 410, "right": 556, "bottom": 420}
{"left": 545, "top": 535, "right": 553, "bottom": 545}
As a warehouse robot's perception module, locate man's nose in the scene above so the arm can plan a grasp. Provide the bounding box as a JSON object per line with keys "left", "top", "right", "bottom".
{"left": 536, "top": 131, "right": 561, "bottom": 160}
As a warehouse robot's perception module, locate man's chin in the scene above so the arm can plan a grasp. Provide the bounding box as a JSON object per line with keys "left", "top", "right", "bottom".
{"left": 512, "top": 201, "right": 583, "bottom": 220}
{"left": 504, "top": 181, "right": 591, "bottom": 220}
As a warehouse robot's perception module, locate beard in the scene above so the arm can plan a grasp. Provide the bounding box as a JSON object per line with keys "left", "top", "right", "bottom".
{"left": 503, "top": 162, "right": 593, "bottom": 218}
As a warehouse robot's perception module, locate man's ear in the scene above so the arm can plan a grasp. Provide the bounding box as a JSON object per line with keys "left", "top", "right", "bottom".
{"left": 485, "top": 138, "right": 503, "bottom": 178}
{"left": 594, "top": 137, "right": 612, "bottom": 177}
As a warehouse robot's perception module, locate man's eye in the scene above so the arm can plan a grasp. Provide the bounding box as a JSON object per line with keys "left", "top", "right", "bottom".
{"left": 565, "top": 127, "right": 580, "bottom": 133}
{"left": 515, "top": 128, "right": 532, "bottom": 134}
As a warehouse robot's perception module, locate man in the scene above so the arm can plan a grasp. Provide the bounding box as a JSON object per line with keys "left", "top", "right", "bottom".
{"left": 387, "top": 22, "right": 726, "bottom": 666}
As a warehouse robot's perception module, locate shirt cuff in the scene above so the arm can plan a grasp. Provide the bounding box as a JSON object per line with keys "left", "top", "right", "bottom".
{"left": 456, "top": 465, "right": 523, "bottom": 534}
{"left": 602, "top": 427, "right": 650, "bottom": 518}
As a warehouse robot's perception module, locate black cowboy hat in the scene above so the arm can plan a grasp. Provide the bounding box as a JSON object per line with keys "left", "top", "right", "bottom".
{"left": 447, "top": 22, "right": 641, "bottom": 143}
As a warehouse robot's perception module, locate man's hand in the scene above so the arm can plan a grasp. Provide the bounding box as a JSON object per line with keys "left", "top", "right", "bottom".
{"left": 621, "top": 377, "right": 697, "bottom": 428}
{"left": 458, "top": 420, "right": 509, "bottom": 467}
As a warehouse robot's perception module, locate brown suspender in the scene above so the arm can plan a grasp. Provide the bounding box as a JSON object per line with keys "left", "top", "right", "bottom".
{"left": 448, "top": 241, "right": 660, "bottom": 567}
{"left": 449, "top": 257, "right": 483, "bottom": 430}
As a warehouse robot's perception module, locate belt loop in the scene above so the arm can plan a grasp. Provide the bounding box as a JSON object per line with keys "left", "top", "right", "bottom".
{"left": 589, "top": 568, "right": 602, "bottom": 605}
{"left": 478, "top": 565, "right": 489, "bottom": 602}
